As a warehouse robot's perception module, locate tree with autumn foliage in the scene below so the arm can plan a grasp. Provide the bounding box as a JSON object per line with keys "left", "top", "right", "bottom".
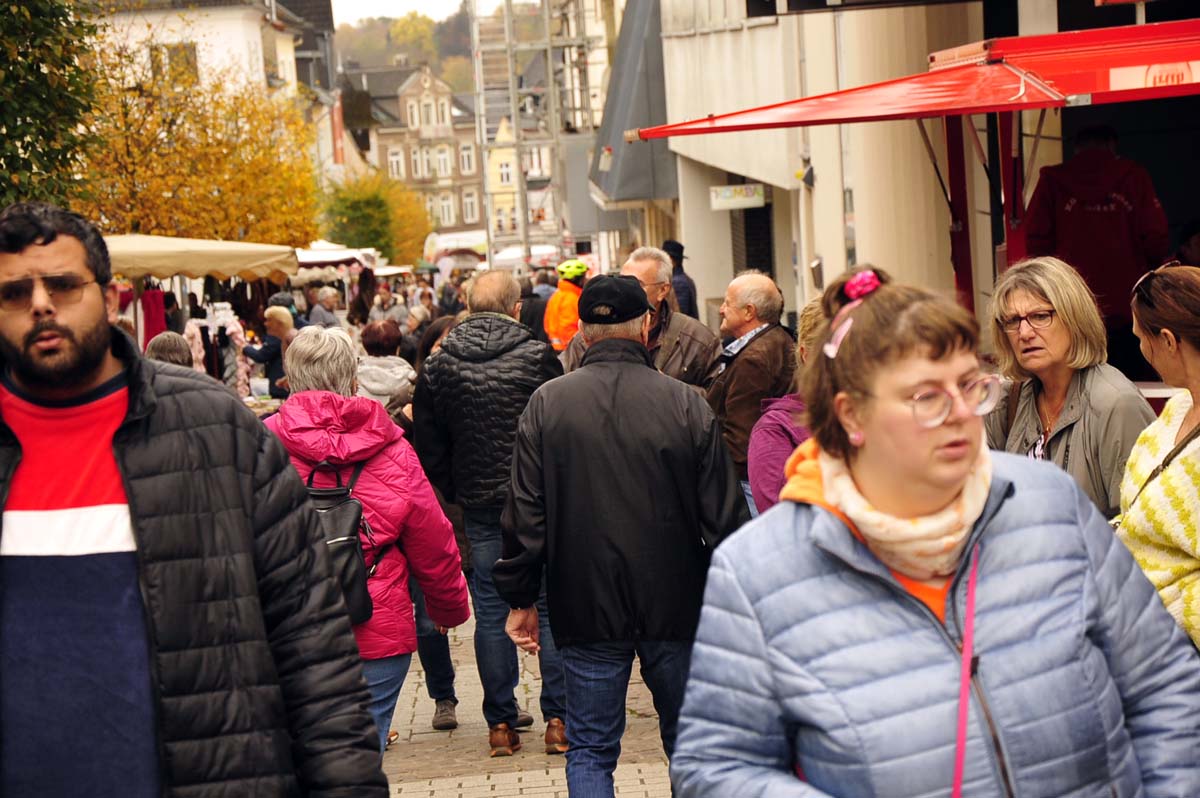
{"left": 325, "top": 173, "right": 431, "bottom": 265}
{"left": 74, "top": 39, "right": 320, "bottom": 246}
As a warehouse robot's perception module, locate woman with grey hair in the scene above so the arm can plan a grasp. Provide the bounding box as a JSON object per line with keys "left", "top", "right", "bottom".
{"left": 263, "top": 326, "right": 470, "bottom": 751}
{"left": 984, "top": 256, "right": 1154, "bottom": 517}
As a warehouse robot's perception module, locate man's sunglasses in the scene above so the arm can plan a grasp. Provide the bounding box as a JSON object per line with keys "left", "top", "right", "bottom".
{"left": 0, "top": 274, "right": 99, "bottom": 311}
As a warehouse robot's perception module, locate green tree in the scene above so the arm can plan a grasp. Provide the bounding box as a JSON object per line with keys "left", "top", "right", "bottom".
{"left": 325, "top": 173, "right": 431, "bottom": 264}
{"left": 439, "top": 56, "right": 474, "bottom": 93}
{"left": 0, "top": 0, "right": 98, "bottom": 207}
{"left": 389, "top": 12, "right": 438, "bottom": 68}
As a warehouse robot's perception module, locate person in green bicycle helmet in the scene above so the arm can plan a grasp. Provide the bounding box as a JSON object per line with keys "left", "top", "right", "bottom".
{"left": 545, "top": 259, "right": 589, "bottom": 351}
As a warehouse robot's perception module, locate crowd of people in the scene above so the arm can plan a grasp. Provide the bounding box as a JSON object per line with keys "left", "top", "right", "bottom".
{"left": 3, "top": 197, "right": 1200, "bottom": 798}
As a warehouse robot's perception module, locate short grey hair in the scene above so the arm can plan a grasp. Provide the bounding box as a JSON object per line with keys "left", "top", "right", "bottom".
{"left": 580, "top": 313, "right": 647, "bottom": 344}
{"left": 625, "top": 247, "right": 672, "bottom": 284}
{"left": 317, "top": 286, "right": 339, "bottom": 302}
{"left": 470, "top": 270, "right": 521, "bottom": 315}
{"left": 735, "top": 269, "right": 784, "bottom": 324}
{"left": 284, "top": 326, "right": 357, "bottom": 396}
{"left": 409, "top": 304, "right": 431, "bottom": 325}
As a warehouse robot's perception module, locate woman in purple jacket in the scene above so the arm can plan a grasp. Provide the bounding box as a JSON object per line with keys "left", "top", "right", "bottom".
{"left": 747, "top": 299, "right": 824, "bottom": 513}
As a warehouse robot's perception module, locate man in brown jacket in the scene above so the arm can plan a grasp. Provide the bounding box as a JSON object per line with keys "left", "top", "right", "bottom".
{"left": 560, "top": 247, "right": 720, "bottom": 391}
{"left": 707, "top": 270, "right": 795, "bottom": 515}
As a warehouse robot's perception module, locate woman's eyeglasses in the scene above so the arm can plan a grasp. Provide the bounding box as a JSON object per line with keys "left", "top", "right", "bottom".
{"left": 0, "top": 274, "right": 98, "bottom": 312}
{"left": 1000, "top": 309, "right": 1055, "bottom": 333}
{"left": 906, "top": 375, "right": 1001, "bottom": 429}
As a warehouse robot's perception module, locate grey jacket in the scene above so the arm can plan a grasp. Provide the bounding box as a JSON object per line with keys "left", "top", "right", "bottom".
{"left": 984, "top": 363, "right": 1153, "bottom": 518}
{"left": 672, "top": 453, "right": 1200, "bottom": 797}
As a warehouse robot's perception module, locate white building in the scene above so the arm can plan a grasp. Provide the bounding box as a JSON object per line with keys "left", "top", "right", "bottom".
{"left": 657, "top": 1, "right": 987, "bottom": 328}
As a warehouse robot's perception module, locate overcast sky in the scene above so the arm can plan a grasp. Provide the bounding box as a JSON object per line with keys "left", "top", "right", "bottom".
{"left": 331, "top": 0, "right": 496, "bottom": 26}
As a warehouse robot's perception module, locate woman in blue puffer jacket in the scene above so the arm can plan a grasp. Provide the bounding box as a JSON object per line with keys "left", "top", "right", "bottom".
{"left": 671, "top": 268, "right": 1200, "bottom": 798}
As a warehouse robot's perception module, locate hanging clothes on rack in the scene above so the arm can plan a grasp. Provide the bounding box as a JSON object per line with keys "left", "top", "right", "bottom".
{"left": 139, "top": 288, "right": 167, "bottom": 348}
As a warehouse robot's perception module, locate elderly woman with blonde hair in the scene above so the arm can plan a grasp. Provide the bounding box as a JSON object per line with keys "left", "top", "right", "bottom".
{"left": 985, "top": 256, "right": 1154, "bottom": 517}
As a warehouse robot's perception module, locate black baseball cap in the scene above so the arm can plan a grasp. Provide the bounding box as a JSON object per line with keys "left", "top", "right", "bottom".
{"left": 578, "top": 275, "right": 653, "bottom": 324}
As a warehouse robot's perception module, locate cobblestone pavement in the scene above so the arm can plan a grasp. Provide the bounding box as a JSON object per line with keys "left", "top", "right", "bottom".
{"left": 382, "top": 611, "right": 672, "bottom": 797}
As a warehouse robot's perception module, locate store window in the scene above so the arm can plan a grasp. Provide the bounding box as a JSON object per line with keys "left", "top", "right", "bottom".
{"left": 459, "top": 144, "right": 475, "bottom": 174}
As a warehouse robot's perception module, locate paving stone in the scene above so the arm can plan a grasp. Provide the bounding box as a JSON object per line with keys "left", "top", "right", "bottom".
{"left": 382, "top": 601, "right": 671, "bottom": 797}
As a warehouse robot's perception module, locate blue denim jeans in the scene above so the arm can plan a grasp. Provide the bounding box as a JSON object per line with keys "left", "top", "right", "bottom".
{"left": 561, "top": 640, "right": 692, "bottom": 798}
{"left": 408, "top": 576, "right": 457, "bottom": 703}
{"left": 361, "top": 653, "right": 413, "bottom": 751}
{"left": 464, "top": 511, "right": 566, "bottom": 726}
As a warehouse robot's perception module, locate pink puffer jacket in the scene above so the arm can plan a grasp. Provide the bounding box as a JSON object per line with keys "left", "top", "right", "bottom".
{"left": 265, "top": 391, "right": 470, "bottom": 659}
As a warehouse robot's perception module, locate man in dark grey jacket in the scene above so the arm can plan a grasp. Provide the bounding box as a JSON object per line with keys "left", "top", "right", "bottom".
{"left": 412, "top": 269, "right": 567, "bottom": 757}
{"left": 560, "top": 246, "right": 720, "bottom": 391}
{"left": 0, "top": 202, "right": 384, "bottom": 797}
{"left": 496, "top": 275, "right": 748, "bottom": 797}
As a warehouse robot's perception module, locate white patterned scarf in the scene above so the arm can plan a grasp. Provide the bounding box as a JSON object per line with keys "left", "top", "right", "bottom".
{"left": 819, "top": 437, "right": 992, "bottom": 580}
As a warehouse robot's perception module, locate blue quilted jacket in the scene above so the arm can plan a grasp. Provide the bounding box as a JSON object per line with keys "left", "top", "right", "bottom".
{"left": 671, "top": 453, "right": 1200, "bottom": 798}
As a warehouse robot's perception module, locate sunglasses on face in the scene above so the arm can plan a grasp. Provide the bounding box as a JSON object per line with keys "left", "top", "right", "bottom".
{"left": 0, "top": 274, "right": 99, "bottom": 312}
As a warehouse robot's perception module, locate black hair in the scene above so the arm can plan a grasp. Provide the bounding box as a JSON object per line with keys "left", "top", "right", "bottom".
{"left": 1075, "top": 125, "right": 1118, "bottom": 150}
{"left": 0, "top": 202, "right": 112, "bottom": 284}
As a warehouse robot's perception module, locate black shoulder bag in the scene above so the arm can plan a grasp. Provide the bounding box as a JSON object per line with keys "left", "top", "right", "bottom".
{"left": 305, "top": 461, "right": 377, "bottom": 625}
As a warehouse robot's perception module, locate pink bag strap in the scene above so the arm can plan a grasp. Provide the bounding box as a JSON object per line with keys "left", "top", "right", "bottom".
{"left": 952, "top": 544, "right": 981, "bottom": 798}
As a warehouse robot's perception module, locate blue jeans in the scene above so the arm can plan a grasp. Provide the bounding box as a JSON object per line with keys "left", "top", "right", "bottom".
{"left": 465, "top": 511, "right": 566, "bottom": 726}
{"left": 561, "top": 641, "right": 692, "bottom": 797}
{"left": 408, "top": 576, "right": 457, "bottom": 703}
{"left": 361, "top": 653, "right": 413, "bottom": 751}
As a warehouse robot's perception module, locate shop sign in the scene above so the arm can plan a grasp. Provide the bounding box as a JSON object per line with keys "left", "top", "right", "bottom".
{"left": 1109, "top": 61, "right": 1199, "bottom": 91}
{"left": 710, "top": 183, "right": 766, "bottom": 211}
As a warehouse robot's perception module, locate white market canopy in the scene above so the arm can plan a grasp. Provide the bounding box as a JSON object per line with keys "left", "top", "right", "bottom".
{"left": 297, "top": 239, "right": 376, "bottom": 268}
{"left": 105, "top": 234, "right": 298, "bottom": 281}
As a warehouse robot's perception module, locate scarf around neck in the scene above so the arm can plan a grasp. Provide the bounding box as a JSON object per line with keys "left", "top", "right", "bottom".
{"left": 818, "top": 436, "right": 992, "bottom": 580}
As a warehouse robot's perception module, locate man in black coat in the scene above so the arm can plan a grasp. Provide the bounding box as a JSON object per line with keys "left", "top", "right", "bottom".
{"left": 495, "top": 275, "right": 748, "bottom": 797}
{"left": 412, "top": 269, "right": 568, "bottom": 757}
{"left": 0, "top": 203, "right": 385, "bottom": 797}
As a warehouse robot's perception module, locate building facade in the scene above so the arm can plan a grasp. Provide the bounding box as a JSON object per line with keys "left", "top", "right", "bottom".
{"left": 348, "top": 64, "right": 485, "bottom": 234}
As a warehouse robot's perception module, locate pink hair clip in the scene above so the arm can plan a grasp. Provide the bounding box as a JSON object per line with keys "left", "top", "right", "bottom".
{"left": 823, "top": 298, "right": 863, "bottom": 359}
{"left": 844, "top": 270, "right": 881, "bottom": 300}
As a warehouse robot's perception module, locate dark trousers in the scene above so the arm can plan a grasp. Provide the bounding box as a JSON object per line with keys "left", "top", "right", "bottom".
{"left": 464, "top": 511, "right": 566, "bottom": 726}
{"left": 561, "top": 640, "right": 693, "bottom": 798}
{"left": 408, "top": 576, "right": 456, "bottom": 703}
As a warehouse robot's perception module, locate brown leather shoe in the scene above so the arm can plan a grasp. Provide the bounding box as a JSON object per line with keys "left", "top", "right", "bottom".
{"left": 544, "top": 717, "right": 568, "bottom": 755}
{"left": 489, "top": 723, "right": 522, "bottom": 757}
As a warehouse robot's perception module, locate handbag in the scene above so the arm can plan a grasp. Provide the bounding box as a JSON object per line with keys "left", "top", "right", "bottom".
{"left": 305, "top": 460, "right": 378, "bottom": 625}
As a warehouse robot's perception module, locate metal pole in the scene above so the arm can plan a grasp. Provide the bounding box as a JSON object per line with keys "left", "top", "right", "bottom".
{"left": 470, "top": 0, "right": 494, "bottom": 265}
{"left": 504, "top": 0, "right": 531, "bottom": 265}
{"left": 542, "top": 0, "right": 566, "bottom": 257}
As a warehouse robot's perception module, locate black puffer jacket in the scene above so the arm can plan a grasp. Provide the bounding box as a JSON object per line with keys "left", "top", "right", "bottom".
{"left": 413, "top": 312, "right": 562, "bottom": 511}
{"left": 0, "top": 332, "right": 386, "bottom": 797}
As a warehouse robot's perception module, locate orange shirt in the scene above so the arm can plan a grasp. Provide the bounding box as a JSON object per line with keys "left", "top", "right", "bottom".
{"left": 544, "top": 279, "right": 583, "bottom": 351}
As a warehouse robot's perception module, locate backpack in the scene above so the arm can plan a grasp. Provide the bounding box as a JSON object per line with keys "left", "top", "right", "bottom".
{"left": 305, "top": 460, "right": 377, "bottom": 625}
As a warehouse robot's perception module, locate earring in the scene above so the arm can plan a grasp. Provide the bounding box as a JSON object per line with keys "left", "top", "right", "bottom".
{"left": 849, "top": 431, "right": 864, "bottom": 446}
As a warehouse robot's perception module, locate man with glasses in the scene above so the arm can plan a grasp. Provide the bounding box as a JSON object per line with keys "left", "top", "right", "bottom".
{"left": 560, "top": 247, "right": 721, "bottom": 392}
{"left": 0, "top": 203, "right": 386, "bottom": 797}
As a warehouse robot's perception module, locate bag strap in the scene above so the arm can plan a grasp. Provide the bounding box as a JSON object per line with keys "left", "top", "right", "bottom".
{"left": 346, "top": 461, "right": 368, "bottom": 493}
{"left": 1004, "top": 380, "right": 1022, "bottom": 438}
{"left": 952, "top": 543, "right": 981, "bottom": 798}
{"left": 306, "top": 460, "right": 343, "bottom": 489}
{"left": 1128, "top": 421, "right": 1200, "bottom": 509}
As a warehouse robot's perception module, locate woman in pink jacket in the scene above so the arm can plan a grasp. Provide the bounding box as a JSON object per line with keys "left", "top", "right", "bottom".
{"left": 264, "top": 326, "right": 470, "bottom": 751}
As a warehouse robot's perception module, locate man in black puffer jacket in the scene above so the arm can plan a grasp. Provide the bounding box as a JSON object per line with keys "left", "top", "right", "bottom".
{"left": 412, "top": 269, "right": 567, "bottom": 758}
{"left": 0, "top": 203, "right": 385, "bottom": 798}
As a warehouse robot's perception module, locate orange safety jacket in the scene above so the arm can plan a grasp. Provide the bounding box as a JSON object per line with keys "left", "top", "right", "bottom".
{"left": 543, "top": 279, "right": 583, "bottom": 352}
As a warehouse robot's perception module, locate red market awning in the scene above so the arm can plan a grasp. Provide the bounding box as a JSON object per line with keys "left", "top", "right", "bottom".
{"left": 629, "top": 18, "right": 1200, "bottom": 141}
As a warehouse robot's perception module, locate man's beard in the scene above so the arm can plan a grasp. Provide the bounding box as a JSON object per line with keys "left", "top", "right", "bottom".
{"left": 0, "top": 318, "right": 112, "bottom": 390}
